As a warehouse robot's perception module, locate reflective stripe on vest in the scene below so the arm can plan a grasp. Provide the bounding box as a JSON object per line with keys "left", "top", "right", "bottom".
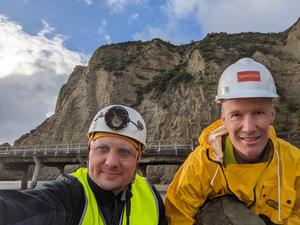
{"left": 72, "top": 168, "right": 159, "bottom": 225}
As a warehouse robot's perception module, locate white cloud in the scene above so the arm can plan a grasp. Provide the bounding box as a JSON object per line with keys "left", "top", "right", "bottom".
{"left": 128, "top": 13, "right": 139, "bottom": 25}
{"left": 83, "top": 0, "right": 93, "bottom": 5}
{"left": 0, "top": 15, "right": 86, "bottom": 144}
{"left": 105, "top": 0, "right": 146, "bottom": 13}
{"left": 37, "top": 20, "right": 55, "bottom": 36}
{"left": 133, "top": 25, "right": 172, "bottom": 42}
{"left": 163, "top": 0, "right": 201, "bottom": 19}
{"left": 0, "top": 16, "right": 84, "bottom": 78}
{"left": 106, "top": 0, "right": 126, "bottom": 13}
{"left": 167, "top": 0, "right": 300, "bottom": 33}
{"left": 134, "top": 0, "right": 300, "bottom": 43}
{"left": 0, "top": 73, "right": 66, "bottom": 144}
{"left": 98, "top": 19, "right": 112, "bottom": 44}
{"left": 133, "top": 15, "right": 192, "bottom": 43}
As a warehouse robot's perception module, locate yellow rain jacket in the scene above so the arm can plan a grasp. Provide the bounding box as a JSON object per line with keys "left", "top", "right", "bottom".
{"left": 165, "top": 120, "right": 300, "bottom": 225}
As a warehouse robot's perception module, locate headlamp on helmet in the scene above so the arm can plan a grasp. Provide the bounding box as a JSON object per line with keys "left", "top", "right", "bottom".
{"left": 88, "top": 105, "right": 147, "bottom": 148}
{"left": 95, "top": 106, "right": 144, "bottom": 131}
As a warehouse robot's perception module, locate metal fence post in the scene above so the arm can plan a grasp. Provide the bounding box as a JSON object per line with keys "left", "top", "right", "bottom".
{"left": 55, "top": 145, "right": 58, "bottom": 156}
{"left": 44, "top": 146, "right": 47, "bottom": 155}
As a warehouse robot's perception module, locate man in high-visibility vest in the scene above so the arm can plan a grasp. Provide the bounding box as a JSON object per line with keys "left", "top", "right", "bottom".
{"left": 0, "top": 105, "right": 167, "bottom": 225}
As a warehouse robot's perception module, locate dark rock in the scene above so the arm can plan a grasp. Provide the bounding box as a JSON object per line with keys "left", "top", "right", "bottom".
{"left": 146, "top": 165, "right": 180, "bottom": 184}
{"left": 196, "top": 196, "right": 266, "bottom": 225}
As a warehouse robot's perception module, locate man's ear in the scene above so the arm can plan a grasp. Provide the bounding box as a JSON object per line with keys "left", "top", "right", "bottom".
{"left": 221, "top": 104, "right": 225, "bottom": 124}
{"left": 270, "top": 107, "right": 276, "bottom": 123}
{"left": 87, "top": 143, "right": 91, "bottom": 160}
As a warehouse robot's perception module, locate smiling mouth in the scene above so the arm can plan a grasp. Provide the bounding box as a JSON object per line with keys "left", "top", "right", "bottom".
{"left": 102, "top": 170, "right": 121, "bottom": 176}
{"left": 240, "top": 136, "right": 260, "bottom": 142}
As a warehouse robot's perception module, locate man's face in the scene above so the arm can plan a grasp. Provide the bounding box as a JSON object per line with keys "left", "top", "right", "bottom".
{"left": 88, "top": 136, "right": 139, "bottom": 194}
{"left": 221, "top": 98, "right": 275, "bottom": 162}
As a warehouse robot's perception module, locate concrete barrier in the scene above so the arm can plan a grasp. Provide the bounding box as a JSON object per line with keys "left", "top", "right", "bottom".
{"left": 154, "top": 184, "right": 169, "bottom": 201}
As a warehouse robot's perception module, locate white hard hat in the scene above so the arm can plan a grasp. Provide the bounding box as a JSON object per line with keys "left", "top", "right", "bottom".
{"left": 215, "top": 57, "right": 279, "bottom": 103}
{"left": 88, "top": 105, "right": 146, "bottom": 148}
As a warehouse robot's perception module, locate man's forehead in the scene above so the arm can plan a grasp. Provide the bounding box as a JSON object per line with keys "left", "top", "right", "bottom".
{"left": 222, "top": 98, "right": 273, "bottom": 110}
{"left": 91, "top": 136, "right": 138, "bottom": 150}
{"left": 222, "top": 98, "right": 273, "bottom": 103}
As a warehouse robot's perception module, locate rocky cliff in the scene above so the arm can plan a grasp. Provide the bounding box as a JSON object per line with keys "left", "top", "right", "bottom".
{"left": 14, "top": 18, "right": 300, "bottom": 146}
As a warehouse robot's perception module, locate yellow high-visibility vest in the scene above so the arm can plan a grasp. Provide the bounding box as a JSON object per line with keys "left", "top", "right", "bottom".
{"left": 72, "top": 168, "right": 159, "bottom": 225}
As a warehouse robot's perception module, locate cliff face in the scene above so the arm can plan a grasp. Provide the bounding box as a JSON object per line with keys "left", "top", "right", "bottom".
{"left": 14, "top": 19, "right": 300, "bottom": 146}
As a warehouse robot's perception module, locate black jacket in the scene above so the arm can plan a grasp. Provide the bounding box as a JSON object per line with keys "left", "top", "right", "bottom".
{"left": 0, "top": 174, "right": 167, "bottom": 225}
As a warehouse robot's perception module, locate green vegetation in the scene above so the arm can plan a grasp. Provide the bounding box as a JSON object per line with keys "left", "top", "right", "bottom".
{"left": 287, "top": 102, "right": 300, "bottom": 113}
{"left": 103, "top": 55, "right": 135, "bottom": 71}
{"left": 135, "top": 88, "right": 144, "bottom": 104}
{"left": 197, "top": 32, "right": 279, "bottom": 63}
{"left": 135, "top": 66, "right": 193, "bottom": 104}
{"left": 273, "top": 99, "right": 300, "bottom": 135}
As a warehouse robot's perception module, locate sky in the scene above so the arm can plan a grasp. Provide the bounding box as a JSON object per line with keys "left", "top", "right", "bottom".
{"left": 0, "top": 0, "right": 300, "bottom": 145}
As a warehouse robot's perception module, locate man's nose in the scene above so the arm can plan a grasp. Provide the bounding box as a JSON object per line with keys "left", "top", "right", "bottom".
{"left": 104, "top": 150, "right": 119, "bottom": 167}
{"left": 242, "top": 115, "right": 256, "bottom": 133}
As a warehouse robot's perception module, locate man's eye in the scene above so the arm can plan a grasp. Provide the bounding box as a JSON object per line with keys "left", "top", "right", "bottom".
{"left": 231, "top": 113, "right": 241, "bottom": 118}
{"left": 255, "top": 111, "right": 264, "bottom": 115}
{"left": 117, "top": 148, "right": 134, "bottom": 158}
{"left": 94, "top": 145, "right": 109, "bottom": 153}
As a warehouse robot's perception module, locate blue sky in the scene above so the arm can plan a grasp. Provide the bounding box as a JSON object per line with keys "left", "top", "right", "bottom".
{"left": 0, "top": 0, "right": 300, "bottom": 144}
{"left": 0, "top": 0, "right": 202, "bottom": 55}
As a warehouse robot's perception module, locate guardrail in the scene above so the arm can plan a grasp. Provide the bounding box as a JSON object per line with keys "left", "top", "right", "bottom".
{"left": 0, "top": 140, "right": 196, "bottom": 158}
{"left": 0, "top": 144, "right": 88, "bottom": 157}
{"left": 0, "top": 133, "right": 298, "bottom": 158}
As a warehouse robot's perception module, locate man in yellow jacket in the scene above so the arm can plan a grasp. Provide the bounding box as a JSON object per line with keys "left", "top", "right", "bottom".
{"left": 165, "top": 58, "right": 300, "bottom": 225}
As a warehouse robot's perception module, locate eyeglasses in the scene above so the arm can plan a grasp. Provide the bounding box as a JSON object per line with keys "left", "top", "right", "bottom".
{"left": 90, "top": 141, "right": 138, "bottom": 162}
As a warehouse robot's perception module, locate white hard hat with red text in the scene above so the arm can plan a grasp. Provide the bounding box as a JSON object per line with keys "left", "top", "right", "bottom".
{"left": 215, "top": 57, "right": 279, "bottom": 103}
